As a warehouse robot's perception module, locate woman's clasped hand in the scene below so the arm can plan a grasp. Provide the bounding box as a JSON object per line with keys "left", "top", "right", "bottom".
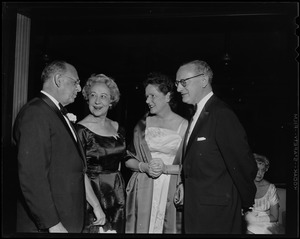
{"left": 148, "top": 158, "right": 166, "bottom": 178}
{"left": 138, "top": 158, "right": 166, "bottom": 178}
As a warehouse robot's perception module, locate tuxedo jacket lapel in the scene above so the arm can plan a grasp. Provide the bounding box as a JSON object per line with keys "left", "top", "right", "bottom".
{"left": 39, "top": 93, "right": 86, "bottom": 168}
{"left": 182, "top": 122, "right": 190, "bottom": 156}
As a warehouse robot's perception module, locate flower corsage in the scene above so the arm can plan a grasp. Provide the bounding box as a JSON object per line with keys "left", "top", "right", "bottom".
{"left": 66, "top": 113, "right": 77, "bottom": 123}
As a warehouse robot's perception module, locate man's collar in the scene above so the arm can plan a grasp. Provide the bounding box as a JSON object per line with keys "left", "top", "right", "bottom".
{"left": 40, "top": 90, "right": 60, "bottom": 109}
{"left": 196, "top": 91, "right": 214, "bottom": 108}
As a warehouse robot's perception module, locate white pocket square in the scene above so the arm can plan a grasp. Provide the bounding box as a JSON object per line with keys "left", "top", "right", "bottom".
{"left": 197, "top": 137, "right": 206, "bottom": 141}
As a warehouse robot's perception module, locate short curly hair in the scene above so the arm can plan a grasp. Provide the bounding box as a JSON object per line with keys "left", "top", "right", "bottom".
{"left": 82, "top": 74, "right": 120, "bottom": 107}
{"left": 143, "top": 72, "right": 176, "bottom": 110}
{"left": 253, "top": 153, "right": 270, "bottom": 172}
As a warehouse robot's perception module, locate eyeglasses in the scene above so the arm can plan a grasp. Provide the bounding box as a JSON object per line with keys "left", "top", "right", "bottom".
{"left": 175, "top": 73, "right": 204, "bottom": 88}
{"left": 62, "top": 75, "right": 80, "bottom": 86}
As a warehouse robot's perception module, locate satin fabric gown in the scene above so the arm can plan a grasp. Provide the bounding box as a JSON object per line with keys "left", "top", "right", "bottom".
{"left": 145, "top": 122, "right": 184, "bottom": 233}
{"left": 76, "top": 124, "right": 126, "bottom": 233}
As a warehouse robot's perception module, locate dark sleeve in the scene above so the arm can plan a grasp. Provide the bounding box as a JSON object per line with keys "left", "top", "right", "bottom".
{"left": 75, "top": 124, "right": 88, "bottom": 149}
{"left": 118, "top": 125, "right": 126, "bottom": 138}
{"left": 216, "top": 107, "right": 257, "bottom": 208}
{"left": 124, "top": 124, "right": 137, "bottom": 162}
{"left": 117, "top": 125, "right": 129, "bottom": 161}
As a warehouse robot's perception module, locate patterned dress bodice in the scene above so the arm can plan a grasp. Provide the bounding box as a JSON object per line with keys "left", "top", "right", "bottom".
{"left": 145, "top": 127, "right": 182, "bottom": 165}
{"left": 253, "top": 184, "right": 279, "bottom": 215}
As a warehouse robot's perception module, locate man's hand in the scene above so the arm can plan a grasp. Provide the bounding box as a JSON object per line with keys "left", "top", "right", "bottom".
{"left": 174, "top": 183, "right": 184, "bottom": 207}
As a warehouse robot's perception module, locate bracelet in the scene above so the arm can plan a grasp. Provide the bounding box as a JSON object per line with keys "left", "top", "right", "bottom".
{"left": 138, "top": 162, "right": 144, "bottom": 173}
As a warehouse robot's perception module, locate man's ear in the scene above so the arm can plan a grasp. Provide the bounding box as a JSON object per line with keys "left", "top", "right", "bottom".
{"left": 53, "top": 74, "right": 61, "bottom": 88}
{"left": 202, "top": 76, "right": 209, "bottom": 88}
{"left": 166, "top": 92, "right": 171, "bottom": 102}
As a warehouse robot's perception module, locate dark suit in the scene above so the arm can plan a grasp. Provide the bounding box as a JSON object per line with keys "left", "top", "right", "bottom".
{"left": 183, "top": 95, "right": 257, "bottom": 234}
{"left": 13, "top": 93, "right": 86, "bottom": 232}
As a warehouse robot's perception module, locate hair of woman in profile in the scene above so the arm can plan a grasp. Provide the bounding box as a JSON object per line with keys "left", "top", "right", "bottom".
{"left": 143, "top": 71, "right": 177, "bottom": 111}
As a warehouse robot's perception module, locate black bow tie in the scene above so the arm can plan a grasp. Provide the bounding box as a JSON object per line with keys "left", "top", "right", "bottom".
{"left": 59, "top": 103, "right": 68, "bottom": 115}
{"left": 188, "top": 104, "right": 197, "bottom": 120}
{"left": 193, "top": 104, "right": 198, "bottom": 115}
{"left": 191, "top": 104, "right": 198, "bottom": 116}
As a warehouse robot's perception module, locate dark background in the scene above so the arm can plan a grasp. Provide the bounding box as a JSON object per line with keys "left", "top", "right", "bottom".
{"left": 2, "top": 2, "right": 298, "bottom": 237}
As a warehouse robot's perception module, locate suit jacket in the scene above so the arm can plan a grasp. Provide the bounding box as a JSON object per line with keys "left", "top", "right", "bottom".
{"left": 13, "top": 93, "right": 86, "bottom": 232}
{"left": 183, "top": 95, "right": 257, "bottom": 234}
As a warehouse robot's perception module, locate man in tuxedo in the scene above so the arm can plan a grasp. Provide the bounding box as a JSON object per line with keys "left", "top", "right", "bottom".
{"left": 13, "top": 60, "right": 105, "bottom": 233}
{"left": 175, "top": 60, "right": 257, "bottom": 234}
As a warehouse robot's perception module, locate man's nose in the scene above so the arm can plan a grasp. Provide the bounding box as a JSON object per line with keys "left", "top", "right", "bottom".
{"left": 176, "top": 84, "right": 183, "bottom": 92}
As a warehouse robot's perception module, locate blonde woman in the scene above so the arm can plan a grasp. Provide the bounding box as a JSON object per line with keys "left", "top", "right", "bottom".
{"left": 76, "top": 74, "right": 126, "bottom": 233}
{"left": 244, "top": 153, "right": 280, "bottom": 234}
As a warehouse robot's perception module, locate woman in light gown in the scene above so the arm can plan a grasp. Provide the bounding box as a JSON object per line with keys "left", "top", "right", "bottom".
{"left": 76, "top": 74, "right": 126, "bottom": 233}
{"left": 125, "top": 72, "right": 188, "bottom": 233}
{"left": 244, "top": 153, "right": 281, "bottom": 234}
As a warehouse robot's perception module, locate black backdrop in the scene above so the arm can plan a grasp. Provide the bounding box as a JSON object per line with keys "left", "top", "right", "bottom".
{"left": 2, "top": 2, "right": 298, "bottom": 237}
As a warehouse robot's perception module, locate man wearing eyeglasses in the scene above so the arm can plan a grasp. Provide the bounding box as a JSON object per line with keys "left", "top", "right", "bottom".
{"left": 13, "top": 60, "right": 105, "bottom": 233}
{"left": 175, "top": 60, "right": 257, "bottom": 234}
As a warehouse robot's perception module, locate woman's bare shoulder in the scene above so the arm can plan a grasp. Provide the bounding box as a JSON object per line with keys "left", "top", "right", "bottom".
{"left": 77, "top": 115, "right": 92, "bottom": 126}
{"left": 109, "top": 118, "right": 119, "bottom": 131}
{"left": 175, "top": 113, "right": 188, "bottom": 125}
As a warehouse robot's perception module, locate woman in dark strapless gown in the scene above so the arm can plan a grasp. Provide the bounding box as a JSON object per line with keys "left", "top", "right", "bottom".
{"left": 77, "top": 124, "right": 126, "bottom": 233}
{"left": 76, "top": 73, "right": 126, "bottom": 233}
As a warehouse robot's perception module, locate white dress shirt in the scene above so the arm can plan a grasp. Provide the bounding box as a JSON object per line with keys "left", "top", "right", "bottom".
{"left": 186, "top": 91, "right": 213, "bottom": 144}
